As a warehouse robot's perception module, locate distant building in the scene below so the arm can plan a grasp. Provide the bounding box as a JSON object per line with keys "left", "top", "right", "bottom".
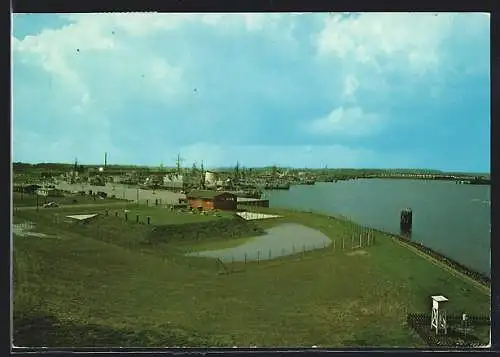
{"left": 163, "top": 174, "right": 188, "bottom": 191}
{"left": 236, "top": 197, "right": 269, "bottom": 208}
{"left": 36, "top": 188, "right": 57, "bottom": 197}
{"left": 186, "top": 190, "right": 237, "bottom": 211}
{"left": 204, "top": 171, "right": 217, "bottom": 188}
{"left": 216, "top": 178, "right": 233, "bottom": 189}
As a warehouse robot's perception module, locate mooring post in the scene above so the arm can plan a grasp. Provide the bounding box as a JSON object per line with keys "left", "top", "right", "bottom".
{"left": 115, "top": 211, "right": 118, "bottom": 217}
{"left": 125, "top": 212, "right": 128, "bottom": 221}
{"left": 155, "top": 198, "right": 158, "bottom": 206}
{"left": 146, "top": 199, "right": 149, "bottom": 207}
{"left": 147, "top": 216, "right": 151, "bottom": 225}
{"left": 400, "top": 208, "right": 413, "bottom": 236}
{"left": 359, "top": 233, "right": 362, "bottom": 248}
{"left": 136, "top": 214, "right": 139, "bottom": 223}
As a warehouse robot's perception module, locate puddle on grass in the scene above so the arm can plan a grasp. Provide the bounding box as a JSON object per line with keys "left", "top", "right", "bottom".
{"left": 13, "top": 222, "right": 56, "bottom": 238}
{"left": 186, "top": 223, "right": 331, "bottom": 262}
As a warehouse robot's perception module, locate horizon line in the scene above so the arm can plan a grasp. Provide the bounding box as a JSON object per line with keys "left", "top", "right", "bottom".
{"left": 11, "top": 161, "right": 490, "bottom": 175}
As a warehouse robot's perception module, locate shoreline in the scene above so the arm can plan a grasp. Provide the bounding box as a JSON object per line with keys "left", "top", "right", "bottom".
{"left": 341, "top": 222, "right": 490, "bottom": 289}
{"left": 251, "top": 205, "right": 490, "bottom": 289}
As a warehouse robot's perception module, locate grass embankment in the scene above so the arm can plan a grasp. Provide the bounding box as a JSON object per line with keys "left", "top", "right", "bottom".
{"left": 13, "top": 205, "right": 490, "bottom": 347}
{"left": 12, "top": 192, "right": 127, "bottom": 207}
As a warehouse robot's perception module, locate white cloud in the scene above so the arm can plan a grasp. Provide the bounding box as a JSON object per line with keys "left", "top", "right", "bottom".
{"left": 316, "top": 12, "right": 456, "bottom": 74}
{"left": 307, "top": 107, "right": 381, "bottom": 137}
{"left": 12, "top": 13, "right": 298, "bottom": 113}
{"left": 343, "top": 75, "right": 359, "bottom": 99}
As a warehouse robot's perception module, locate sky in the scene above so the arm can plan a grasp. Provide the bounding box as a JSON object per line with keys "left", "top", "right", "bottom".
{"left": 12, "top": 12, "right": 490, "bottom": 172}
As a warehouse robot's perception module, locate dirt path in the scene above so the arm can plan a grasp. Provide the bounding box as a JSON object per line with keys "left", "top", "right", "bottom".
{"left": 14, "top": 202, "right": 131, "bottom": 211}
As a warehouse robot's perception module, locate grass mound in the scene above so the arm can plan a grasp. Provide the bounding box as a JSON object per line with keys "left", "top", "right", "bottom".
{"left": 147, "top": 218, "right": 266, "bottom": 245}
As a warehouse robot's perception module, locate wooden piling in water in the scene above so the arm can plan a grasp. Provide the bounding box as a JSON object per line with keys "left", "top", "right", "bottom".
{"left": 147, "top": 216, "right": 151, "bottom": 224}
{"left": 125, "top": 213, "right": 128, "bottom": 221}
{"left": 136, "top": 214, "right": 139, "bottom": 223}
{"left": 400, "top": 208, "right": 413, "bottom": 236}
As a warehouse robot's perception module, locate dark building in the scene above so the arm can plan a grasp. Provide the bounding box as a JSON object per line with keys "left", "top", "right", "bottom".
{"left": 186, "top": 190, "right": 237, "bottom": 211}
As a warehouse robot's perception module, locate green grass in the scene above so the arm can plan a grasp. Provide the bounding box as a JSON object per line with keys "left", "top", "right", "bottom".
{"left": 116, "top": 206, "right": 236, "bottom": 225}
{"left": 12, "top": 192, "right": 127, "bottom": 207}
{"left": 13, "top": 204, "right": 490, "bottom": 348}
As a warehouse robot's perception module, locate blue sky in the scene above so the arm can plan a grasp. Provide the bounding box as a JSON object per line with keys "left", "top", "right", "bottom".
{"left": 12, "top": 13, "right": 490, "bottom": 172}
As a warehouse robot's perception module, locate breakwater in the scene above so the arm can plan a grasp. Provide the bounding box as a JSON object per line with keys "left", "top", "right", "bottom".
{"left": 369, "top": 226, "right": 490, "bottom": 288}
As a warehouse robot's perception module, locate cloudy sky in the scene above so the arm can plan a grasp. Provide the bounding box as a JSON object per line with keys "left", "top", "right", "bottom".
{"left": 12, "top": 13, "right": 490, "bottom": 172}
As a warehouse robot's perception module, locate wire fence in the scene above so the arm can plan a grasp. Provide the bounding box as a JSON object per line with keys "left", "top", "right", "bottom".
{"left": 193, "top": 228, "right": 379, "bottom": 274}
{"left": 406, "top": 312, "right": 490, "bottom": 347}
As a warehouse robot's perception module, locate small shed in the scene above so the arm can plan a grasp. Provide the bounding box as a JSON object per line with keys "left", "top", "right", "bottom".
{"left": 186, "top": 190, "right": 237, "bottom": 211}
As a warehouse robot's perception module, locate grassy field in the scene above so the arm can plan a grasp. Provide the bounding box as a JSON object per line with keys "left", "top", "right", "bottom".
{"left": 12, "top": 192, "right": 127, "bottom": 207}
{"left": 12, "top": 204, "right": 490, "bottom": 348}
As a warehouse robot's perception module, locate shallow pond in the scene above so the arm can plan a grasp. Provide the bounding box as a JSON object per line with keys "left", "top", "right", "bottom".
{"left": 186, "top": 223, "right": 331, "bottom": 262}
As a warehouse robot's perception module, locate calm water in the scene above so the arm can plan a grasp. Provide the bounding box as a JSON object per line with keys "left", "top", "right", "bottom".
{"left": 263, "top": 179, "right": 491, "bottom": 277}
{"left": 187, "top": 223, "right": 331, "bottom": 262}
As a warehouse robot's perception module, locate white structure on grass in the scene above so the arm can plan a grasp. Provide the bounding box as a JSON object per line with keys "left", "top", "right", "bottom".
{"left": 431, "top": 295, "right": 448, "bottom": 335}
{"left": 66, "top": 214, "right": 99, "bottom": 222}
{"left": 236, "top": 211, "right": 282, "bottom": 221}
